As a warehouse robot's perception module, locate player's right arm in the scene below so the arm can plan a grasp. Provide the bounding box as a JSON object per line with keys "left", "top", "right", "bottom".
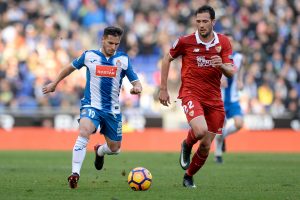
{"left": 159, "top": 53, "right": 174, "bottom": 107}
{"left": 42, "top": 65, "right": 75, "bottom": 94}
{"left": 159, "top": 37, "right": 183, "bottom": 107}
{"left": 43, "top": 51, "right": 86, "bottom": 94}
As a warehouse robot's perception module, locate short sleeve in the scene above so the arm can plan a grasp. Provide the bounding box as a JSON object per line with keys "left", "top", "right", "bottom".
{"left": 71, "top": 51, "right": 86, "bottom": 69}
{"left": 220, "top": 37, "right": 233, "bottom": 64}
{"left": 126, "top": 58, "right": 138, "bottom": 82}
{"left": 169, "top": 37, "right": 184, "bottom": 59}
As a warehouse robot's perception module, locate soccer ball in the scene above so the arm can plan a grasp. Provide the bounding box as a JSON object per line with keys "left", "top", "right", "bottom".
{"left": 127, "top": 167, "right": 152, "bottom": 191}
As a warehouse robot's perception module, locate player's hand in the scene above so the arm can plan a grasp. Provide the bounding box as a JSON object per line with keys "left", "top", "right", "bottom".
{"left": 130, "top": 85, "right": 142, "bottom": 95}
{"left": 237, "top": 80, "right": 244, "bottom": 90}
{"left": 220, "top": 76, "right": 228, "bottom": 88}
{"left": 211, "top": 55, "right": 223, "bottom": 68}
{"left": 42, "top": 82, "right": 57, "bottom": 94}
{"left": 158, "top": 89, "right": 170, "bottom": 107}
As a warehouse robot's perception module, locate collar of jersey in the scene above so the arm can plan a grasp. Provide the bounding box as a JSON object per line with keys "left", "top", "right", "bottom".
{"left": 99, "top": 48, "right": 117, "bottom": 60}
{"left": 195, "top": 31, "right": 220, "bottom": 49}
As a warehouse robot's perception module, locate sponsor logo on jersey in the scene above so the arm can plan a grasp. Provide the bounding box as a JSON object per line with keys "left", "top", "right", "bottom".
{"left": 193, "top": 48, "right": 200, "bottom": 52}
{"left": 196, "top": 56, "right": 212, "bottom": 67}
{"left": 215, "top": 46, "right": 222, "bottom": 53}
{"left": 96, "top": 65, "right": 117, "bottom": 77}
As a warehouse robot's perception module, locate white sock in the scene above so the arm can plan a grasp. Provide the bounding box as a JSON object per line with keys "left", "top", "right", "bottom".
{"left": 97, "top": 143, "right": 120, "bottom": 156}
{"left": 72, "top": 136, "right": 89, "bottom": 175}
{"left": 214, "top": 134, "right": 223, "bottom": 157}
{"left": 223, "top": 118, "right": 238, "bottom": 138}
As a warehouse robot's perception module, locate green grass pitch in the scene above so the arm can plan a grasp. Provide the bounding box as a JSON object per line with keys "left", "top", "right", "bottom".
{"left": 0, "top": 151, "right": 299, "bottom": 200}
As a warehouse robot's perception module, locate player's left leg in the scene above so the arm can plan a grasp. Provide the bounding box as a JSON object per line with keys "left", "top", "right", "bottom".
{"left": 94, "top": 112, "right": 122, "bottom": 170}
{"left": 222, "top": 102, "right": 243, "bottom": 138}
{"left": 223, "top": 116, "right": 243, "bottom": 138}
{"left": 215, "top": 102, "right": 243, "bottom": 163}
{"left": 183, "top": 102, "right": 224, "bottom": 187}
{"left": 184, "top": 131, "right": 215, "bottom": 188}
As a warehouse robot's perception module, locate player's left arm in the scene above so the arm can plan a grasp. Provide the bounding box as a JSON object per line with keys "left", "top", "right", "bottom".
{"left": 211, "top": 55, "right": 235, "bottom": 78}
{"left": 130, "top": 80, "right": 142, "bottom": 95}
{"left": 212, "top": 36, "right": 236, "bottom": 78}
{"left": 220, "top": 63, "right": 235, "bottom": 78}
{"left": 126, "top": 58, "right": 143, "bottom": 95}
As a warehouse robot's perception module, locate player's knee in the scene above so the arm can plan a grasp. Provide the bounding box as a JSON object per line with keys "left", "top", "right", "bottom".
{"left": 235, "top": 118, "right": 244, "bottom": 130}
{"left": 108, "top": 143, "right": 121, "bottom": 154}
{"left": 110, "top": 148, "right": 121, "bottom": 155}
{"left": 199, "top": 142, "right": 211, "bottom": 153}
{"left": 79, "top": 126, "right": 93, "bottom": 138}
{"left": 193, "top": 127, "right": 208, "bottom": 140}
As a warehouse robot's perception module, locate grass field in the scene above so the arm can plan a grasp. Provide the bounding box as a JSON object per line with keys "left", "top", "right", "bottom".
{"left": 0, "top": 151, "right": 299, "bottom": 200}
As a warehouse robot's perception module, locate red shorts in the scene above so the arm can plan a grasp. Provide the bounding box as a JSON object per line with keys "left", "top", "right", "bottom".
{"left": 181, "top": 96, "right": 225, "bottom": 134}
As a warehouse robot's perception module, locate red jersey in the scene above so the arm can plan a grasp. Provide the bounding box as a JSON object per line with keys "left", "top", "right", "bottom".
{"left": 169, "top": 31, "right": 233, "bottom": 100}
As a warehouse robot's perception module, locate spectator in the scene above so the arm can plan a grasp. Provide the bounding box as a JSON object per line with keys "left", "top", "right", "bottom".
{"left": 0, "top": 0, "right": 299, "bottom": 122}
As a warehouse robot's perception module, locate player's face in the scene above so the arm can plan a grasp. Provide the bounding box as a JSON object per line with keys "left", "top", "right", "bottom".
{"left": 195, "top": 12, "right": 215, "bottom": 38}
{"left": 102, "top": 35, "right": 121, "bottom": 57}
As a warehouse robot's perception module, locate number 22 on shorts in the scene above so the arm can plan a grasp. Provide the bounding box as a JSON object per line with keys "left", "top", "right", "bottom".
{"left": 183, "top": 101, "right": 194, "bottom": 114}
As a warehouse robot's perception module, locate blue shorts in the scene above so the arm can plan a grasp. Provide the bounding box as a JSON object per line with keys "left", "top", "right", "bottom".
{"left": 224, "top": 102, "right": 243, "bottom": 119}
{"left": 80, "top": 107, "right": 122, "bottom": 141}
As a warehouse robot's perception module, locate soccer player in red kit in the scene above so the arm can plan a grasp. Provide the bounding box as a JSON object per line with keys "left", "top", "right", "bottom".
{"left": 159, "top": 5, "right": 235, "bottom": 188}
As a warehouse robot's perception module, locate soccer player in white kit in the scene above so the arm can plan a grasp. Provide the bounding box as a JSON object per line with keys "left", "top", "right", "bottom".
{"left": 42, "top": 26, "right": 142, "bottom": 188}
{"left": 214, "top": 33, "right": 244, "bottom": 163}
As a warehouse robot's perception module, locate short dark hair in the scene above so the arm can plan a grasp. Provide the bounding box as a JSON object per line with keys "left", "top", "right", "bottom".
{"left": 195, "top": 5, "right": 215, "bottom": 20}
{"left": 103, "top": 26, "right": 123, "bottom": 37}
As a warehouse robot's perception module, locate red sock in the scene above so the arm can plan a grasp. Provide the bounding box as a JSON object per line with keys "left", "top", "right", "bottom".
{"left": 186, "top": 148, "right": 209, "bottom": 176}
{"left": 185, "top": 129, "right": 198, "bottom": 149}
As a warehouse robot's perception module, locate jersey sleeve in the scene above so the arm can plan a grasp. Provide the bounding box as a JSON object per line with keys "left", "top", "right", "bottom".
{"left": 169, "top": 37, "right": 184, "bottom": 59}
{"left": 71, "top": 51, "right": 86, "bottom": 69}
{"left": 221, "top": 37, "right": 233, "bottom": 64}
{"left": 126, "top": 58, "right": 139, "bottom": 82}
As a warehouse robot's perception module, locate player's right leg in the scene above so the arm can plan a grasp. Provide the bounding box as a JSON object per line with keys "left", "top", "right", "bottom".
{"left": 180, "top": 98, "right": 206, "bottom": 170}
{"left": 69, "top": 108, "right": 99, "bottom": 189}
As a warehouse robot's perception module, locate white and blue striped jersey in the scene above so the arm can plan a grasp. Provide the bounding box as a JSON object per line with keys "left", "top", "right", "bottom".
{"left": 222, "top": 52, "right": 243, "bottom": 105}
{"left": 72, "top": 50, "right": 139, "bottom": 114}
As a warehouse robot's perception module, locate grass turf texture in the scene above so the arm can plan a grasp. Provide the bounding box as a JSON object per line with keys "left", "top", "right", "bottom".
{"left": 0, "top": 151, "right": 299, "bottom": 200}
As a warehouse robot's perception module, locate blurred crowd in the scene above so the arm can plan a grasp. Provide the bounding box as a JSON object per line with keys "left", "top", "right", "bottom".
{"left": 0, "top": 0, "right": 299, "bottom": 120}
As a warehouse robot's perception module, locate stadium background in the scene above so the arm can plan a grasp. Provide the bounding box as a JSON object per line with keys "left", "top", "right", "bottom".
{"left": 0, "top": 0, "right": 299, "bottom": 152}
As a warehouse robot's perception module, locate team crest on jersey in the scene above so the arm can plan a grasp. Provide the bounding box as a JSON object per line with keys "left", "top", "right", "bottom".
{"left": 116, "top": 60, "right": 122, "bottom": 67}
{"left": 189, "top": 110, "right": 194, "bottom": 117}
{"left": 96, "top": 65, "right": 117, "bottom": 77}
{"left": 215, "top": 46, "right": 222, "bottom": 53}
